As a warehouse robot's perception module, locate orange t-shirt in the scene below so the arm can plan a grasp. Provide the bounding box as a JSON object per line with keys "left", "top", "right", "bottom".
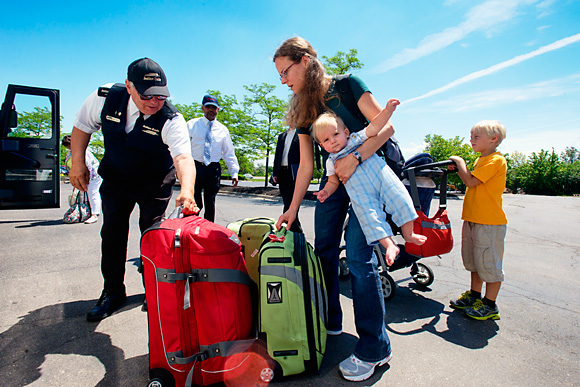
{"left": 462, "top": 152, "right": 507, "bottom": 225}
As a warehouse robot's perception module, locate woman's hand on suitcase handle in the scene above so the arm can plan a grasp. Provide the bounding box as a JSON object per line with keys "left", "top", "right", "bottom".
{"left": 276, "top": 209, "right": 295, "bottom": 231}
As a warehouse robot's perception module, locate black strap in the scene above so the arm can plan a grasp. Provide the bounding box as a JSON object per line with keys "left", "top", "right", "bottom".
{"left": 335, "top": 74, "right": 368, "bottom": 128}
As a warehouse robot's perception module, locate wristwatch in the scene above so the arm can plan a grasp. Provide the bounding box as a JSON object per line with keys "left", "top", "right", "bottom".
{"left": 353, "top": 150, "right": 363, "bottom": 165}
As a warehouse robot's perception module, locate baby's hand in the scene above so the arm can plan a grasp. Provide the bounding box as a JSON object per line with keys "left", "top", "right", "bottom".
{"left": 386, "top": 98, "right": 400, "bottom": 113}
{"left": 314, "top": 190, "right": 328, "bottom": 203}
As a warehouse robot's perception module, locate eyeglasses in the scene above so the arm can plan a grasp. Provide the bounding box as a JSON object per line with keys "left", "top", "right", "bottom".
{"left": 279, "top": 59, "right": 301, "bottom": 80}
{"left": 138, "top": 93, "right": 167, "bottom": 101}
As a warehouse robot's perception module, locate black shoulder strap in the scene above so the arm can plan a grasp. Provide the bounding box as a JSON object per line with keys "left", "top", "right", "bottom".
{"left": 98, "top": 83, "right": 126, "bottom": 97}
{"left": 335, "top": 74, "right": 368, "bottom": 127}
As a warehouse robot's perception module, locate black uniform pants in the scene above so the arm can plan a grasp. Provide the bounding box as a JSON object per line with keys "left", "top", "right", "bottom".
{"left": 278, "top": 166, "right": 302, "bottom": 233}
{"left": 99, "top": 179, "right": 172, "bottom": 295}
{"left": 194, "top": 161, "right": 221, "bottom": 222}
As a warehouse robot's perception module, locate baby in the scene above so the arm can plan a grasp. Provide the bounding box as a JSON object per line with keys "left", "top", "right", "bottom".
{"left": 312, "top": 99, "right": 425, "bottom": 264}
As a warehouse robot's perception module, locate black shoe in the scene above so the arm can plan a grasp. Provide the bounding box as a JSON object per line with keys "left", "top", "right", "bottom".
{"left": 86, "top": 290, "right": 127, "bottom": 322}
{"left": 141, "top": 297, "right": 148, "bottom": 312}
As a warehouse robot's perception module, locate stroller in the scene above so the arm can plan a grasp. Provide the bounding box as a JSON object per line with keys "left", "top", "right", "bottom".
{"left": 339, "top": 154, "right": 456, "bottom": 301}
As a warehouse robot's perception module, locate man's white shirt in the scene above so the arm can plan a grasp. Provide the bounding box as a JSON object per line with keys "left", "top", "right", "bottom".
{"left": 187, "top": 116, "right": 239, "bottom": 179}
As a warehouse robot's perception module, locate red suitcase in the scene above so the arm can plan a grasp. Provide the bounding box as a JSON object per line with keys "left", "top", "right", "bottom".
{"left": 141, "top": 214, "right": 256, "bottom": 386}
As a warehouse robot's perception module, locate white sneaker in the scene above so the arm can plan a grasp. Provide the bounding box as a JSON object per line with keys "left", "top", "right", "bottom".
{"left": 339, "top": 353, "right": 392, "bottom": 382}
{"left": 84, "top": 215, "right": 99, "bottom": 224}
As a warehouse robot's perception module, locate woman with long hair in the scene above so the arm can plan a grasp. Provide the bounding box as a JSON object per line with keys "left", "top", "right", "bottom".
{"left": 273, "top": 37, "right": 395, "bottom": 382}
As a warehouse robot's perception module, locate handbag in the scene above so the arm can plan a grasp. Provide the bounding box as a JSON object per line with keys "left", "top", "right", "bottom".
{"left": 63, "top": 191, "right": 92, "bottom": 224}
{"left": 405, "top": 208, "right": 453, "bottom": 258}
{"left": 68, "top": 188, "right": 80, "bottom": 207}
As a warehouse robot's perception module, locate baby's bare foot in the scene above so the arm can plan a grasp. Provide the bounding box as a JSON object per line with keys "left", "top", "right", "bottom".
{"left": 405, "top": 233, "right": 427, "bottom": 246}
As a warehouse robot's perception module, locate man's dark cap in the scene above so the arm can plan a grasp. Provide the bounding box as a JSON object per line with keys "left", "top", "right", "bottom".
{"left": 202, "top": 94, "right": 220, "bottom": 108}
{"left": 127, "top": 58, "right": 170, "bottom": 97}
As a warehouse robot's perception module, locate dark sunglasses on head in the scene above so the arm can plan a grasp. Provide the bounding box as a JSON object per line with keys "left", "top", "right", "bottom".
{"left": 139, "top": 94, "right": 167, "bottom": 101}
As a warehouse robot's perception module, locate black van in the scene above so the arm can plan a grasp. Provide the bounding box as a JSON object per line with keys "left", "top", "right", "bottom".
{"left": 0, "top": 85, "right": 60, "bottom": 209}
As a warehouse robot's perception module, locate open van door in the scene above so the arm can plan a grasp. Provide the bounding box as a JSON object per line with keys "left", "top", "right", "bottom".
{"left": 0, "top": 85, "right": 60, "bottom": 209}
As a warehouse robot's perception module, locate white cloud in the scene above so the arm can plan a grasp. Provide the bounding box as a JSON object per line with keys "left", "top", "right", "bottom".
{"left": 536, "top": 0, "right": 556, "bottom": 18}
{"left": 373, "top": 0, "right": 538, "bottom": 73}
{"left": 402, "top": 34, "right": 580, "bottom": 105}
{"left": 425, "top": 74, "right": 580, "bottom": 112}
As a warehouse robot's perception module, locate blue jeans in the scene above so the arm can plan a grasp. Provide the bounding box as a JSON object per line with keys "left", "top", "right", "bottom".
{"left": 315, "top": 178, "right": 392, "bottom": 362}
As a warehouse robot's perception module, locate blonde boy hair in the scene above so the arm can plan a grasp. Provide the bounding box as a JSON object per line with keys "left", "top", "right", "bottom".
{"left": 311, "top": 111, "right": 347, "bottom": 144}
{"left": 471, "top": 120, "right": 507, "bottom": 146}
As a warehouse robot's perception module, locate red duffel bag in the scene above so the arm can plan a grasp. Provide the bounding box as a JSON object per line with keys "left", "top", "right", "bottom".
{"left": 141, "top": 212, "right": 256, "bottom": 387}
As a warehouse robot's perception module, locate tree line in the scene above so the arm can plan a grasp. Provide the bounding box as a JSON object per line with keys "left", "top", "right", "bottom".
{"left": 10, "top": 49, "right": 579, "bottom": 195}
{"left": 424, "top": 134, "right": 580, "bottom": 196}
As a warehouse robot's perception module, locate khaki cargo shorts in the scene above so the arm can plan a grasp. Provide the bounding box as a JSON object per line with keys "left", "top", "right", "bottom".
{"left": 461, "top": 221, "right": 506, "bottom": 283}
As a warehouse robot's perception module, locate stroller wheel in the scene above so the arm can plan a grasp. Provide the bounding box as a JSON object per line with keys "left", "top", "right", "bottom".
{"left": 411, "top": 262, "right": 434, "bottom": 287}
{"left": 380, "top": 272, "right": 397, "bottom": 301}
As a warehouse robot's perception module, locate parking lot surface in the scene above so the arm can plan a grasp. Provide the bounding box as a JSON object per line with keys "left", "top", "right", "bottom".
{"left": 0, "top": 183, "right": 579, "bottom": 386}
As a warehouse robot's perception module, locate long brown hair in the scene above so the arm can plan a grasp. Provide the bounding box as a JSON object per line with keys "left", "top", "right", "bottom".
{"left": 274, "top": 37, "right": 330, "bottom": 129}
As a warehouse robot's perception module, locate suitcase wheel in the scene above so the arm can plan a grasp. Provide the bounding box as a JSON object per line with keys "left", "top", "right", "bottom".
{"left": 148, "top": 368, "right": 175, "bottom": 387}
{"left": 259, "top": 367, "right": 275, "bottom": 383}
{"left": 147, "top": 379, "right": 164, "bottom": 387}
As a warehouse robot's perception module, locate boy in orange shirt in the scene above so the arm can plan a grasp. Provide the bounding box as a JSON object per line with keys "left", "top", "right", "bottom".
{"left": 449, "top": 120, "right": 507, "bottom": 320}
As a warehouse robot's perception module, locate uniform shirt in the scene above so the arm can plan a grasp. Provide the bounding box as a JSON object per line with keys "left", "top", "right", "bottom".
{"left": 73, "top": 83, "right": 192, "bottom": 159}
{"left": 462, "top": 152, "right": 508, "bottom": 225}
{"left": 187, "top": 116, "right": 239, "bottom": 179}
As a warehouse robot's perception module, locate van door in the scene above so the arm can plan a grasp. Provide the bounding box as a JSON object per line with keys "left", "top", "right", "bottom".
{"left": 0, "top": 85, "right": 60, "bottom": 209}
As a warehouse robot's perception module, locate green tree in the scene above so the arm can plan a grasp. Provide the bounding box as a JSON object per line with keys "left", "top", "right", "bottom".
{"left": 242, "top": 83, "right": 287, "bottom": 186}
{"left": 322, "top": 49, "right": 364, "bottom": 75}
{"left": 423, "top": 134, "right": 477, "bottom": 190}
{"left": 560, "top": 160, "right": 580, "bottom": 195}
{"left": 9, "top": 107, "right": 54, "bottom": 138}
{"left": 519, "top": 149, "right": 561, "bottom": 195}
{"left": 560, "top": 146, "right": 580, "bottom": 164}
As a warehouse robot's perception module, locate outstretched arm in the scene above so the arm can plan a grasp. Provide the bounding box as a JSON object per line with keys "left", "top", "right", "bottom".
{"left": 449, "top": 156, "right": 482, "bottom": 187}
{"left": 334, "top": 92, "right": 394, "bottom": 183}
{"left": 365, "top": 99, "right": 400, "bottom": 138}
{"left": 173, "top": 153, "right": 200, "bottom": 215}
{"left": 276, "top": 133, "right": 314, "bottom": 230}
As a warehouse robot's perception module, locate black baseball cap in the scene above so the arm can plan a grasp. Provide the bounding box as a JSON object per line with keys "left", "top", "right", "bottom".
{"left": 127, "top": 58, "right": 170, "bottom": 97}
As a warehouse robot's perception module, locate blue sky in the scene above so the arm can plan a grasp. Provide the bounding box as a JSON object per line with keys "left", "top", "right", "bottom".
{"left": 2, "top": 0, "right": 579, "bottom": 159}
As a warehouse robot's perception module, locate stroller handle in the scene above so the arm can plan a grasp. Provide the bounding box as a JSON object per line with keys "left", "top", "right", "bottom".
{"left": 404, "top": 159, "right": 456, "bottom": 172}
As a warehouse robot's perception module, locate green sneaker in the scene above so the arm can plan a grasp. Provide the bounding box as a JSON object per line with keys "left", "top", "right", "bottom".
{"left": 450, "top": 290, "right": 478, "bottom": 309}
{"left": 465, "top": 299, "right": 500, "bottom": 320}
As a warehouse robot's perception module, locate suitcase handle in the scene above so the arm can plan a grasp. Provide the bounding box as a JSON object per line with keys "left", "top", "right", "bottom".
{"left": 168, "top": 206, "right": 185, "bottom": 219}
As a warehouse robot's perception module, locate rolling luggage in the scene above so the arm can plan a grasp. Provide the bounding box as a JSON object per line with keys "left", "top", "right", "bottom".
{"left": 141, "top": 213, "right": 256, "bottom": 387}
{"left": 258, "top": 228, "right": 327, "bottom": 378}
{"left": 227, "top": 217, "right": 276, "bottom": 285}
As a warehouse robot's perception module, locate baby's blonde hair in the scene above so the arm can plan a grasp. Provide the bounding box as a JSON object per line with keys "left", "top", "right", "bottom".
{"left": 311, "top": 111, "right": 347, "bottom": 143}
{"left": 471, "top": 120, "right": 506, "bottom": 145}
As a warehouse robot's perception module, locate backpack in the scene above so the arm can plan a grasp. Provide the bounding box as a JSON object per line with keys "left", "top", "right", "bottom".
{"left": 334, "top": 74, "right": 405, "bottom": 179}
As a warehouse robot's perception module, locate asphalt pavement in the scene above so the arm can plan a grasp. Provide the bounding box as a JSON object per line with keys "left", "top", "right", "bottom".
{"left": 0, "top": 181, "right": 579, "bottom": 386}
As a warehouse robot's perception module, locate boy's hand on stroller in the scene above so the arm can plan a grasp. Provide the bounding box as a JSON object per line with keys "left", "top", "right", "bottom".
{"left": 448, "top": 156, "right": 462, "bottom": 171}
{"left": 386, "top": 98, "right": 400, "bottom": 113}
{"left": 314, "top": 190, "right": 328, "bottom": 203}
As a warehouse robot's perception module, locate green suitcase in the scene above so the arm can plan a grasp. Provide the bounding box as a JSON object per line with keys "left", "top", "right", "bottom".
{"left": 258, "top": 228, "right": 327, "bottom": 378}
{"left": 227, "top": 217, "right": 276, "bottom": 285}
